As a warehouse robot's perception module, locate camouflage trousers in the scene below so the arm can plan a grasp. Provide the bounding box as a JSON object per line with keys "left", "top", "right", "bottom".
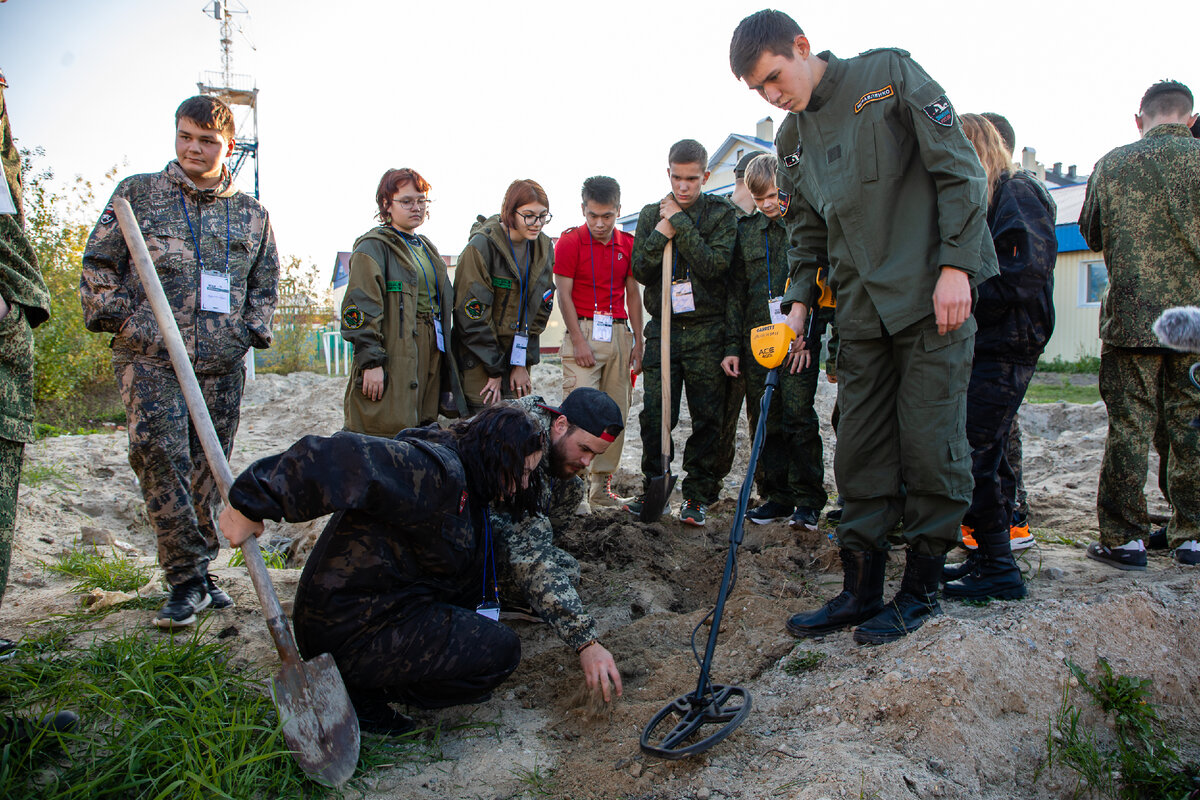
{"left": 115, "top": 359, "right": 243, "bottom": 587}
{"left": 1098, "top": 346, "right": 1200, "bottom": 547}
{"left": 999, "top": 415, "right": 1028, "bottom": 520}
{"left": 639, "top": 319, "right": 730, "bottom": 505}
{"left": 744, "top": 353, "right": 826, "bottom": 510}
{"left": 963, "top": 360, "right": 1036, "bottom": 536}
{"left": 0, "top": 437, "right": 23, "bottom": 609}
{"left": 332, "top": 595, "right": 521, "bottom": 710}
{"left": 833, "top": 316, "right": 974, "bottom": 557}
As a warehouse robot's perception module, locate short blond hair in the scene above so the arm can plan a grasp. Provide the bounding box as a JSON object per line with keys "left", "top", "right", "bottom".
{"left": 744, "top": 153, "right": 779, "bottom": 196}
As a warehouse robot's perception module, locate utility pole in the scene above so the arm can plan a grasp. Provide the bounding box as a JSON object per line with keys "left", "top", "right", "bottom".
{"left": 196, "top": 1, "right": 260, "bottom": 199}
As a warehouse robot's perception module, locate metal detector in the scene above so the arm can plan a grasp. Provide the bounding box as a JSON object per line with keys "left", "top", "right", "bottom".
{"left": 640, "top": 322, "right": 798, "bottom": 759}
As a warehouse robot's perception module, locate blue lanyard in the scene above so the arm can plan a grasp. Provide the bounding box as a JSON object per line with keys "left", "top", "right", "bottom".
{"left": 506, "top": 237, "right": 532, "bottom": 333}
{"left": 586, "top": 228, "right": 616, "bottom": 315}
{"left": 397, "top": 230, "right": 441, "bottom": 317}
{"left": 480, "top": 505, "right": 499, "bottom": 605}
{"left": 179, "top": 190, "right": 230, "bottom": 275}
{"left": 765, "top": 230, "right": 773, "bottom": 300}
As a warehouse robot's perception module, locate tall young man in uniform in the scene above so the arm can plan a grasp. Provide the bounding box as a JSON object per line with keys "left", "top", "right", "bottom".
{"left": 81, "top": 95, "right": 280, "bottom": 629}
{"left": 722, "top": 154, "right": 827, "bottom": 530}
{"left": 629, "top": 140, "right": 738, "bottom": 526}
{"left": 1079, "top": 79, "right": 1200, "bottom": 570}
{"left": 553, "top": 177, "right": 643, "bottom": 509}
{"left": 731, "top": 11, "right": 998, "bottom": 643}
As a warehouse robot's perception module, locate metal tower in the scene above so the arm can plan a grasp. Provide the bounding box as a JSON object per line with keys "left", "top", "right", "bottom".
{"left": 196, "top": 1, "right": 260, "bottom": 198}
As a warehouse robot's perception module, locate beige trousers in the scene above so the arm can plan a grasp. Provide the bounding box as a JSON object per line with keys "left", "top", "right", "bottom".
{"left": 560, "top": 318, "right": 632, "bottom": 475}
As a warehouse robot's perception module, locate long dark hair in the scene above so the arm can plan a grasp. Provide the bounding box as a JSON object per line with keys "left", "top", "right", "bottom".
{"left": 450, "top": 405, "right": 544, "bottom": 519}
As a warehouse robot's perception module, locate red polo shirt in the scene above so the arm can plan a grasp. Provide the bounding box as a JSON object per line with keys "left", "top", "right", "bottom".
{"left": 553, "top": 225, "right": 633, "bottom": 319}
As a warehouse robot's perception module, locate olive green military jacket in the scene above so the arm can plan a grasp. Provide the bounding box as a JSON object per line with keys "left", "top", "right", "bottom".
{"left": 0, "top": 80, "right": 51, "bottom": 444}
{"left": 631, "top": 192, "right": 738, "bottom": 328}
{"left": 340, "top": 226, "right": 466, "bottom": 434}
{"left": 777, "top": 49, "right": 998, "bottom": 341}
{"left": 80, "top": 161, "right": 280, "bottom": 375}
{"left": 453, "top": 215, "right": 555, "bottom": 377}
{"left": 1079, "top": 123, "right": 1200, "bottom": 349}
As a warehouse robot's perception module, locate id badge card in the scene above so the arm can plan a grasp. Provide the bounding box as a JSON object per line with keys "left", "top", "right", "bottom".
{"left": 475, "top": 600, "right": 500, "bottom": 621}
{"left": 200, "top": 271, "right": 231, "bottom": 314}
{"left": 591, "top": 313, "right": 613, "bottom": 343}
{"left": 433, "top": 317, "right": 445, "bottom": 352}
{"left": 510, "top": 334, "right": 529, "bottom": 366}
{"left": 768, "top": 296, "right": 786, "bottom": 325}
{"left": 671, "top": 280, "right": 696, "bottom": 314}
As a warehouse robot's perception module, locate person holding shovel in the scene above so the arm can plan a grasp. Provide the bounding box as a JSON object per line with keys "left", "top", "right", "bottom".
{"left": 628, "top": 139, "right": 738, "bottom": 527}
{"left": 80, "top": 95, "right": 280, "bottom": 630}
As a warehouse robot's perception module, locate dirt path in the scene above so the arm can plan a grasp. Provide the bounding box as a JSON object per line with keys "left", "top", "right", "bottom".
{"left": 5, "top": 368, "right": 1197, "bottom": 800}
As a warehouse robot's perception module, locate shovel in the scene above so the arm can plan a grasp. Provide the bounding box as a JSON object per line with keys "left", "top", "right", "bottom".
{"left": 113, "top": 198, "right": 360, "bottom": 787}
{"left": 641, "top": 240, "right": 677, "bottom": 522}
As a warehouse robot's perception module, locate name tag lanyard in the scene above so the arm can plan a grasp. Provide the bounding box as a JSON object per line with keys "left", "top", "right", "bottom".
{"left": 586, "top": 228, "right": 617, "bottom": 317}
{"left": 476, "top": 505, "right": 501, "bottom": 620}
{"left": 399, "top": 232, "right": 446, "bottom": 352}
{"left": 180, "top": 190, "right": 231, "bottom": 312}
{"left": 765, "top": 228, "right": 788, "bottom": 325}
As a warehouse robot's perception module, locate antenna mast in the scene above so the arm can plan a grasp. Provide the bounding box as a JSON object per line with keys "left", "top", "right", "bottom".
{"left": 197, "top": 1, "right": 260, "bottom": 198}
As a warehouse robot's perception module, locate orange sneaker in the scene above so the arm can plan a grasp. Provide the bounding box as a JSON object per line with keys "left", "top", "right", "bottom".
{"left": 1009, "top": 522, "right": 1034, "bottom": 550}
{"left": 960, "top": 525, "right": 978, "bottom": 550}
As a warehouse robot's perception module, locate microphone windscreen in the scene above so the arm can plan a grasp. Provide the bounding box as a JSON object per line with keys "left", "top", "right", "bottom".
{"left": 1154, "top": 306, "right": 1200, "bottom": 353}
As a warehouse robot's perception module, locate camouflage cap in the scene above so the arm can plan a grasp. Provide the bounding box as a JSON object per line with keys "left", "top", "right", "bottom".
{"left": 539, "top": 388, "right": 624, "bottom": 442}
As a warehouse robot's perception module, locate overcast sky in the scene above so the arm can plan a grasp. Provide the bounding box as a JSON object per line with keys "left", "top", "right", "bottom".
{"left": 3, "top": 0, "right": 1197, "bottom": 272}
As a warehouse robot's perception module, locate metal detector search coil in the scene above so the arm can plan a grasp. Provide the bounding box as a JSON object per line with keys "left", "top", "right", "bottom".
{"left": 750, "top": 323, "right": 796, "bottom": 369}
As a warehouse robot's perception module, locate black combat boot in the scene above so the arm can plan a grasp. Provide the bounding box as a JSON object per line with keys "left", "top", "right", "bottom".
{"left": 942, "top": 527, "right": 1027, "bottom": 601}
{"left": 853, "top": 550, "right": 944, "bottom": 645}
{"left": 786, "top": 549, "right": 887, "bottom": 637}
{"left": 941, "top": 550, "right": 980, "bottom": 582}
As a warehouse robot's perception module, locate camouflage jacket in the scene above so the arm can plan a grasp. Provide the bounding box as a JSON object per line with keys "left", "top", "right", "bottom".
{"left": 453, "top": 215, "right": 555, "bottom": 377}
{"left": 724, "top": 212, "right": 791, "bottom": 359}
{"left": 0, "top": 78, "right": 51, "bottom": 444}
{"left": 492, "top": 395, "right": 596, "bottom": 649}
{"left": 229, "top": 427, "right": 490, "bottom": 659}
{"left": 80, "top": 161, "right": 279, "bottom": 375}
{"left": 632, "top": 192, "right": 737, "bottom": 327}
{"left": 1079, "top": 123, "right": 1200, "bottom": 348}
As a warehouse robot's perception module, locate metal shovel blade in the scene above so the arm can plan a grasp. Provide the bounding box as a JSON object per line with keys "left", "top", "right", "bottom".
{"left": 640, "top": 465, "right": 677, "bottom": 522}
{"left": 271, "top": 653, "right": 360, "bottom": 787}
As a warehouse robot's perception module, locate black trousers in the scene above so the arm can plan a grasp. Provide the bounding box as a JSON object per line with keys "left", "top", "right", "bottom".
{"left": 963, "top": 359, "right": 1036, "bottom": 536}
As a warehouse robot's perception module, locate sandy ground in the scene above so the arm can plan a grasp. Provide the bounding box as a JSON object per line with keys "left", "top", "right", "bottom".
{"left": 5, "top": 363, "right": 1198, "bottom": 800}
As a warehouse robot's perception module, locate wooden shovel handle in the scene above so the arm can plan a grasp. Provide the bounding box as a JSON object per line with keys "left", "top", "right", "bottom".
{"left": 659, "top": 241, "right": 673, "bottom": 461}
{"left": 113, "top": 198, "right": 301, "bottom": 667}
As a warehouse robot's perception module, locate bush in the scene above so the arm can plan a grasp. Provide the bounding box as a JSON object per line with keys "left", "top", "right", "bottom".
{"left": 256, "top": 256, "right": 336, "bottom": 375}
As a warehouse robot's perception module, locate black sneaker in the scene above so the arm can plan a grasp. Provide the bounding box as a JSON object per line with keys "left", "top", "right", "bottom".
{"left": 680, "top": 499, "right": 707, "bottom": 527}
{"left": 206, "top": 575, "right": 234, "bottom": 610}
{"left": 1147, "top": 526, "right": 1169, "bottom": 550}
{"left": 624, "top": 496, "right": 645, "bottom": 516}
{"left": 355, "top": 704, "right": 417, "bottom": 736}
{"left": 153, "top": 577, "right": 212, "bottom": 629}
{"left": 790, "top": 507, "right": 821, "bottom": 531}
{"left": 1086, "top": 541, "right": 1147, "bottom": 572}
{"left": 1, "top": 710, "right": 79, "bottom": 744}
{"left": 746, "top": 501, "right": 793, "bottom": 525}
{"left": 1174, "top": 541, "right": 1200, "bottom": 565}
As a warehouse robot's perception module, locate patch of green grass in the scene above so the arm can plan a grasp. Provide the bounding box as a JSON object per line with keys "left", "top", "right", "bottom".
{"left": 228, "top": 546, "right": 289, "bottom": 570}
{"left": 18, "top": 461, "right": 78, "bottom": 490}
{"left": 1033, "top": 528, "right": 1081, "bottom": 547}
{"left": 1036, "top": 355, "right": 1101, "bottom": 374}
{"left": 42, "top": 549, "right": 154, "bottom": 594}
{"left": 1024, "top": 378, "right": 1101, "bottom": 405}
{"left": 782, "top": 649, "right": 828, "bottom": 676}
{"left": 1040, "top": 657, "right": 1199, "bottom": 799}
{"left": 510, "top": 759, "right": 556, "bottom": 797}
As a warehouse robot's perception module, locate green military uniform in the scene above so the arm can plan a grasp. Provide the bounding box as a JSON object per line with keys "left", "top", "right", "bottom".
{"left": 716, "top": 206, "right": 752, "bottom": 483}
{"left": 0, "top": 73, "right": 51, "bottom": 607}
{"left": 492, "top": 396, "right": 596, "bottom": 650}
{"left": 1079, "top": 122, "right": 1200, "bottom": 548}
{"left": 725, "top": 211, "right": 826, "bottom": 511}
{"left": 453, "top": 215, "right": 555, "bottom": 412}
{"left": 340, "top": 226, "right": 466, "bottom": 435}
{"left": 777, "top": 48, "right": 998, "bottom": 556}
{"left": 80, "top": 160, "right": 279, "bottom": 588}
{"left": 632, "top": 192, "right": 738, "bottom": 505}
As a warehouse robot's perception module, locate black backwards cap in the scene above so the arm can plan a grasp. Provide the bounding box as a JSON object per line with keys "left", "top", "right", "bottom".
{"left": 539, "top": 388, "right": 624, "bottom": 442}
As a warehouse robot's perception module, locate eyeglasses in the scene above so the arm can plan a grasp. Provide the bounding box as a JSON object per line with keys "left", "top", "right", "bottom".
{"left": 517, "top": 211, "right": 552, "bottom": 226}
{"left": 392, "top": 197, "right": 431, "bottom": 210}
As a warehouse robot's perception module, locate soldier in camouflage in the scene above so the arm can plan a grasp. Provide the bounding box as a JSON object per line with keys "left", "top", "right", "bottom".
{"left": 80, "top": 96, "right": 280, "bottom": 628}
{"left": 494, "top": 389, "right": 624, "bottom": 699}
{"left": 1079, "top": 79, "right": 1200, "bottom": 570}
{"left": 721, "top": 154, "right": 827, "bottom": 530}
{"left": 630, "top": 139, "right": 739, "bottom": 527}
{"left": 0, "top": 70, "right": 52, "bottom": 660}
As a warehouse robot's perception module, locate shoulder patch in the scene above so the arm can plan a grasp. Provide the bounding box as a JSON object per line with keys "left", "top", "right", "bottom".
{"left": 922, "top": 95, "right": 955, "bottom": 127}
{"left": 464, "top": 298, "right": 485, "bottom": 320}
{"left": 854, "top": 84, "right": 894, "bottom": 114}
{"left": 783, "top": 144, "right": 803, "bottom": 168}
{"left": 778, "top": 190, "right": 791, "bottom": 216}
{"left": 342, "top": 305, "right": 365, "bottom": 330}
{"left": 542, "top": 288, "right": 555, "bottom": 304}
{"left": 98, "top": 203, "right": 116, "bottom": 226}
